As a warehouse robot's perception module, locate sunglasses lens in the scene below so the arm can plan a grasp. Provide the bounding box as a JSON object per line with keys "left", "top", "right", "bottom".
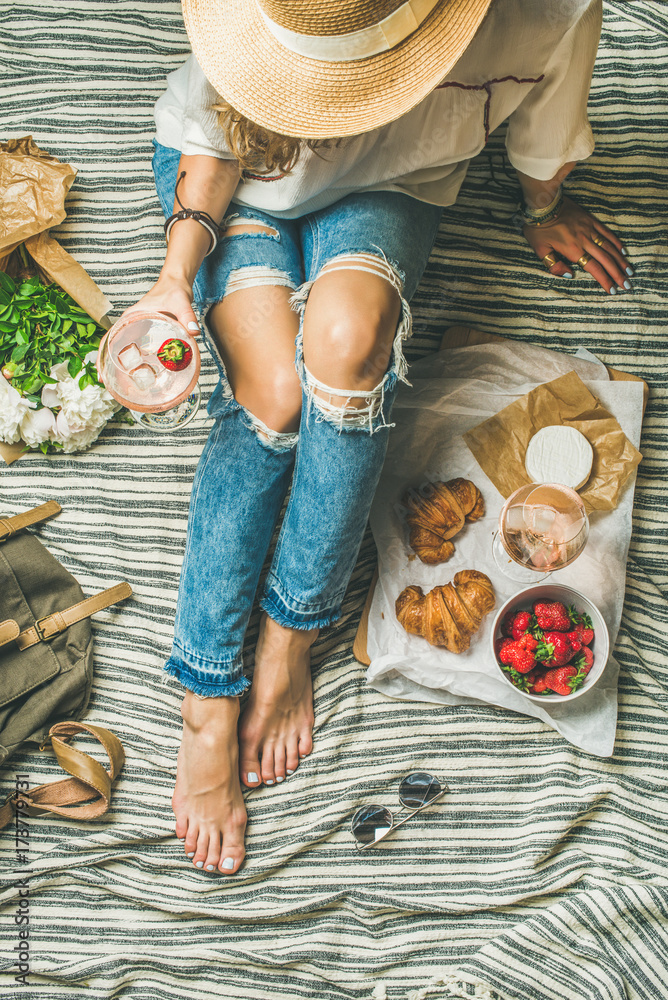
{"left": 351, "top": 804, "right": 393, "bottom": 844}
{"left": 398, "top": 772, "right": 442, "bottom": 809}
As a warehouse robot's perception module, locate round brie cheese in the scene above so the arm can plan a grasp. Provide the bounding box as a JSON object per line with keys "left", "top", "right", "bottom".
{"left": 524, "top": 425, "right": 593, "bottom": 490}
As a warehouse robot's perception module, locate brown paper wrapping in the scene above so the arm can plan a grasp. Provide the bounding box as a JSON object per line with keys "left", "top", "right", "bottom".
{"left": 1, "top": 136, "right": 113, "bottom": 465}
{"left": 463, "top": 371, "right": 642, "bottom": 513}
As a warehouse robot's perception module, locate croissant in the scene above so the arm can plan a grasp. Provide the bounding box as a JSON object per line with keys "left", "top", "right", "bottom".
{"left": 396, "top": 571, "right": 495, "bottom": 654}
{"left": 403, "top": 478, "right": 485, "bottom": 564}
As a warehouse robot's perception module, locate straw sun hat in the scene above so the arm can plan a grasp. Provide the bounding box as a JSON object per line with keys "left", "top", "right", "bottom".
{"left": 181, "top": 0, "right": 494, "bottom": 138}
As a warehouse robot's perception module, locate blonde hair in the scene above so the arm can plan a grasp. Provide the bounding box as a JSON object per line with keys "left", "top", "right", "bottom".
{"left": 212, "top": 100, "right": 337, "bottom": 174}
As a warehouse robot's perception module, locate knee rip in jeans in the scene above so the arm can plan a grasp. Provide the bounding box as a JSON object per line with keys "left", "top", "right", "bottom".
{"left": 200, "top": 296, "right": 298, "bottom": 455}
{"left": 222, "top": 214, "right": 280, "bottom": 240}
{"left": 289, "top": 250, "right": 412, "bottom": 434}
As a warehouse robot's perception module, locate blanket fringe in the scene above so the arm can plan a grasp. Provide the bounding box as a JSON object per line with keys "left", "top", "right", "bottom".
{"left": 406, "top": 972, "right": 514, "bottom": 1000}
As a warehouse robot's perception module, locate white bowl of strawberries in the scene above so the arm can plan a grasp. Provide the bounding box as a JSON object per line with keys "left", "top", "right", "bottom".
{"left": 491, "top": 585, "right": 609, "bottom": 703}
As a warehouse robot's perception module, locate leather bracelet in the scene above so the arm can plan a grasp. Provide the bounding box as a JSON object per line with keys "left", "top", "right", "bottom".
{"left": 164, "top": 211, "right": 219, "bottom": 256}
{"left": 163, "top": 170, "right": 223, "bottom": 257}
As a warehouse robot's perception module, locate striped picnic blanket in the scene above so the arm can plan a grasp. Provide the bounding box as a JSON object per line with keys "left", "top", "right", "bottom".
{"left": 1, "top": 2, "right": 667, "bottom": 998}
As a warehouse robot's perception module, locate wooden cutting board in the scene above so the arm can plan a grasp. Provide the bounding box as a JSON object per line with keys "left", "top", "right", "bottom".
{"left": 352, "top": 326, "right": 649, "bottom": 666}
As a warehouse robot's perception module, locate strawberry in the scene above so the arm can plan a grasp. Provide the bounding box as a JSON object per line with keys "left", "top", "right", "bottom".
{"left": 502, "top": 610, "right": 534, "bottom": 640}
{"left": 533, "top": 601, "right": 571, "bottom": 631}
{"left": 573, "top": 647, "right": 594, "bottom": 675}
{"left": 565, "top": 630, "right": 583, "bottom": 654}
{"left": 157, "top": 338, "right": 193, "bottom": 372}
{"left": 530, "top": 673, "right": 550, "bottom": 694}
{"left": 568, "top": 607, "right": 594, "bottom": 645}
{"left": 536, "top": 630, "right": 580, "bottom": 667}
{"left": 499, "top": 633, "right": 539, "bottom": 673}
{"left": 543, "top": 664, "right": 586, "bottom": 696}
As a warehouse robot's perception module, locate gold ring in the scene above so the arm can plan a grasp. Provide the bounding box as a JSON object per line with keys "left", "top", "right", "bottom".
{"left": 592, "top": 235, "right": 606, "bottom": 248}
{"left": 542, "top": 253, "right": 558, "bottom": 269}
{"left": 577, "top": 253, "right": 592, "bottom": 269}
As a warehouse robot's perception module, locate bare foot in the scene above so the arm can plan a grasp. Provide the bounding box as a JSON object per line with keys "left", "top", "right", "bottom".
{"left": 173, "top": 692, "right": 247, "bottom": 875}
{"left": 238, "top": 614, "right": 318, "bottom": 787}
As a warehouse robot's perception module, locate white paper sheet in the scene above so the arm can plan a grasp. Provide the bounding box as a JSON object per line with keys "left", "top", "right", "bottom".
{"left": 366, "top": 342, "right": 644, "bottom": 757}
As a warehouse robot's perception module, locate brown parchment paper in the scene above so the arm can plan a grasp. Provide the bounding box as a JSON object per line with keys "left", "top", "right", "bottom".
{"left": 0, "top": 136, "right": 113, "bottom": 465}
{"left": 463, "top": 370, "right": 642, "bottom": 512}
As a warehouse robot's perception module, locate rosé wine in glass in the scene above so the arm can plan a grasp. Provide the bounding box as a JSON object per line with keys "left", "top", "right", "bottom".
{"left": 493, "top": 483, "right": 589, "bottom": 581}
{"left": 97, "top": 312, "right": 201, "bottom": 430}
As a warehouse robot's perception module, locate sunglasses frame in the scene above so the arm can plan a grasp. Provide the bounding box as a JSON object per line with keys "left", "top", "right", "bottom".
{"left": 351, "top": 773, "right": 448, "bottom": 851}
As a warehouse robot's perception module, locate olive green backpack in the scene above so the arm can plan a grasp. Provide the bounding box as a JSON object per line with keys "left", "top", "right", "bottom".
{"left": 0, "top": 502, "right": 130, "bottom": 829}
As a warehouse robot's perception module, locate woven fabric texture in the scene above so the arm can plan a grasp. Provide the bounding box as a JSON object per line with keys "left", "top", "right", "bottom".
{"left": 0, "top": 2, "right": 667, "bottom": 998}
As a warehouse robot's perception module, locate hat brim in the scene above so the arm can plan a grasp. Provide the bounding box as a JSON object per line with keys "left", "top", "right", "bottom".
{"left": 182, "top": 0, "right": 494, "bottom": 138}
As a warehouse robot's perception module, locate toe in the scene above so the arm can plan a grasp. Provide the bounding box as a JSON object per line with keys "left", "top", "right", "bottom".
{"left": 203, "top": 829, "right": 222, "bottom": 873}
{"left": 239, "top": 746, "right": 262, "bottom": 788}
{"left": 218, "top": 830, "right": 246, "bottom": 876}
{"left": 273, "top": 744, "right": 287, "bottom": 783}
{"left": 298, "top": 729, "right": 313, "bottom": 759}
{"left": 260, "top": 744, "right": 277, "bottom": 786}
{"left": 184, "top": 824, "right": 198, "bottom": 860}
{"left": 193, "top": 830, "right": 210, "bottom": 869}
{"left": 285, "top": 735, "right": 299, "bottom": 775}
{"left": 175, "top": 814, "right": 188, "bottom": 842}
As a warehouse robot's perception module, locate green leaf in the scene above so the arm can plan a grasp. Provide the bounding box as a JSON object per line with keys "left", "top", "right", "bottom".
{"left": 0, "top": 321, "right": 16, "bottom": 333}
{"left": 0, "top": 272, "right": 16, "bottom": 295}
{"left": 68, "top": 356, "right": 83, "bottom": 378}
{"left": 10, "top": 344, "right": 28, "bottom": 363}
{"left": 78, "top": 371, "right": 94, "bottom": 390}
{"left": 86, "top": 323, "right": 97, "bottom": 335}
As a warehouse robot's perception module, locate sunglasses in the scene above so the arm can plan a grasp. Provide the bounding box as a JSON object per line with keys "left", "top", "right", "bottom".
{"left": 351, "top": 771, "right": 447, "bottom": 850}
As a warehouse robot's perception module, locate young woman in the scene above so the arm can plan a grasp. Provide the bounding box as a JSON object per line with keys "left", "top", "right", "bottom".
{"left": 128, "top": 0, "right": 629, "bottom": 876}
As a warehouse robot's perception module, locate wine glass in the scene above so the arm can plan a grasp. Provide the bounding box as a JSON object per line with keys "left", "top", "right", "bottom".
{"left": 97, "top": 311, "right": 201, "bottom": 432}
{"left": 492, "top": 483, "right": 589, "bottom": 583}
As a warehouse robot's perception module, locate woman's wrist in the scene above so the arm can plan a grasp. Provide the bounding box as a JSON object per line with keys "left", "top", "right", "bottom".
{"left": 518, "top": 187, "right": 564, "bottom": 227}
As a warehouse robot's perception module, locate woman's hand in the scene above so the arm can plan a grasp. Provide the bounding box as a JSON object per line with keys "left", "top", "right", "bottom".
{"left": 120, "top": 274, "right": 200, "bottom": 334}
{"left": 522, "top": 195, "right": 633, "bottom": 295}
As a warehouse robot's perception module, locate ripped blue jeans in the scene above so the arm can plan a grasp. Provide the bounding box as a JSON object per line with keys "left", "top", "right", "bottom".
{"left": 153, "top": 141, "right": 443, "bottom": 696}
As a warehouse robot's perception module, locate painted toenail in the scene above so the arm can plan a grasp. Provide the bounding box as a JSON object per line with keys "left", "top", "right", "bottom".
{"left": 206, "top": 865, "right": 215, "bottom": 871}
{"left": 186, "top": 852, "right": 195, "bottom": 858}
{"left": 276, "top": 776, "right": 285, "bottom": 783}
{"left": 609, "top": 287, "right": 616, "bottom": 295}
{"left": 222, "top": 858, "right": 235, "bottom": 870}
{"left": 179, "top": 838, "right": 185, "bottom": 842}
{"left": 247, "top": 772, "right": 259, "bottom": 782}
{"left": 265, "top": 779, "right": 275, "bottom": 785}
{"left": 287, "top": 769, "right": 295, "bottom": 775}
{"left": 621, "top": 247, "right": 628, "bottom": 255}
{"left": 195, "top": 861, "right": 204, "bottom": 868}
{"left": 626, "top": 266, "right": 633, "bottom": 275}
{"left": 623, "top": 280, "right": 631, "bottom": 290}
{"left": 187, "top": 321, "right": 199, "bottom": 331}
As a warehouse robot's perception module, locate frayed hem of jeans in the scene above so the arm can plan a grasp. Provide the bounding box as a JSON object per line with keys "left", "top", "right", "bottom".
{"left": 163, "top": 662, "right": 250, "bottom": 698}
{"left": 260, "top": 594, "right": 341, "bottom": 632}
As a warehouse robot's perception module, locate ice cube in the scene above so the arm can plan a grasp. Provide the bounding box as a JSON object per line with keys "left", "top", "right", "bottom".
{"left": 530, "top": 505, "right": 557, "bottom": 534}
{"left": 118, "top": 343, "right": 142, "bottom": 370}
{"left": 129, "top": 364, "right": 156, "bottom": 390}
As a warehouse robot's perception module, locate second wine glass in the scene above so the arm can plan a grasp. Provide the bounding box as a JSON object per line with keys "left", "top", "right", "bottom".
{"left": 492, "top": 482, "right": 589, "bottom": 583}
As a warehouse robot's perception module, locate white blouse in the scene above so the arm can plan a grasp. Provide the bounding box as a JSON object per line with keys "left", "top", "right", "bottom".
{"left": 154, "top": 0, "right": 602, "bottom": 219}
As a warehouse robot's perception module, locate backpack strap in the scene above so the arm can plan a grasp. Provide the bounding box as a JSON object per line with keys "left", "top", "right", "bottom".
{"left": 0, "top": 721, "right": 124, "bottom": 831}
{"left": 0, "top": 500, "right": 61, "bottom": 543}
{"left": 0, "top": 619, "right": 19, "bottom": 647}
{"left": 15, "top": 582, "right": 132, "bottom": 650}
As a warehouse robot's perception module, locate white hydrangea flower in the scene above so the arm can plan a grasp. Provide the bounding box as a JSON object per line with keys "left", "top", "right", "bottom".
{"left": 0, "top": 378, "right": 32, "bottom": 444}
